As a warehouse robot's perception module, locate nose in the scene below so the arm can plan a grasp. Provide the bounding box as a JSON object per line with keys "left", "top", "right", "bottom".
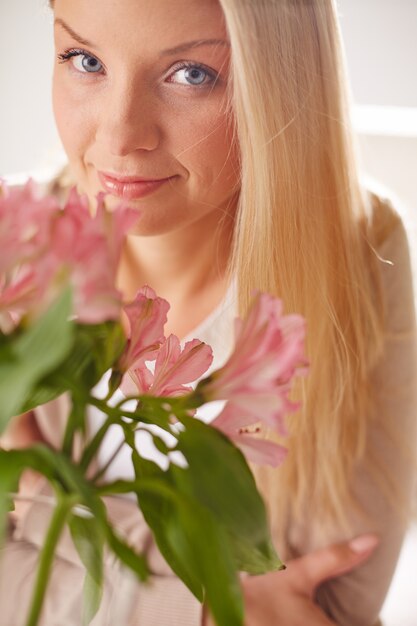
{"left": 95, "top": 76, "right": 161, "bottom": 157}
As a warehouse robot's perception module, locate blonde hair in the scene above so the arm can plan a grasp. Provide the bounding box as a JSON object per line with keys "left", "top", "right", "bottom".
{"left": 217, "top": 0, "right": 388, "bottom": 549}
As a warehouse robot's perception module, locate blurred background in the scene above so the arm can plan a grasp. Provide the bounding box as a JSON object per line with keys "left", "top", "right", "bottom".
{"left": 0, "top": 1, "right": 416, "bottom": 624}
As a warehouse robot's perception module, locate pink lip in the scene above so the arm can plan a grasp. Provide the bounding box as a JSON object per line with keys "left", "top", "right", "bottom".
{"left": 98, "top": 171, "right": 176, "bottom": 200}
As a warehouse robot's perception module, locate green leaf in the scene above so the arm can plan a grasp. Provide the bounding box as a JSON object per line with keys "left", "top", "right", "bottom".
{"left": 151, "top": 434, "right": 171, "bottom": 456}
{"left": 137, "top": 465, "right": 204, "bottom": 600}
{"left": 0, "top": 288, "right": 74, "bottom": 432}
{"left": 0, "top": 450, "right": 27, "bottom": 546}
{"left": 21, "top": 321, "right": 126, "bottom": 414}
{"left": 0, "top": 444, "right": 101, "bottom": 517}
{"left": 136, "top": 479, "right": 244, "bottom": 626}
{"left": 0, "top": 445, "right": 90, "bottom": 545}
{"left": 95, "top": 479, "right": 144, "bottom": 496}
{"left": 104, "top": 522, "right": 149, "bottom": 583}
{"left": 125, "top": 423, "right": 244, "bottom": 626}
{"left": 64, "top": 321, "right": 125, "bottom": 390}
{"left": 121, "top": 429, "right": 204, "bottom": 600}
{"left": 69, "top": 512, "right": 104, "bottom": 625}
{"left": 116, "top": 429, "right": 195, "bottom": 588}
{"left": 174, "top": 415, "right": 284, "bottom": 574}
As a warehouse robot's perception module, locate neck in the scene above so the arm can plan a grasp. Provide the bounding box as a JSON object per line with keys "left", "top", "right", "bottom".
{"left": 117, "top": 206, "right": 236, "bottom": 305}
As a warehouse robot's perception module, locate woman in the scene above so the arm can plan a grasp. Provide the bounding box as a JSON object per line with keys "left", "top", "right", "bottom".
{"left": 2, "top": 0, "right": 416, "bottom": 624}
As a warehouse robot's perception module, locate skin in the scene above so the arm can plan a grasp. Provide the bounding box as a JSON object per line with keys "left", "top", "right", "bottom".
{"left": 10, "top": 0, "right": 377, "bottom": 623}
{"left": 204, "top": 537, "right": 379, "bottom": 626}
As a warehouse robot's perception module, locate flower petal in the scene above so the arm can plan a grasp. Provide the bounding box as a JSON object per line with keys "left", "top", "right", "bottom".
{"left": 233, "top": 435, "right": 288, "bottom": 467}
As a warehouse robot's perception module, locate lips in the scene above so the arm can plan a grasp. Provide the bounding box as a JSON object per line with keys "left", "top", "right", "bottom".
{"left": 98, "top": 171, "right": 176, "bottom": 200}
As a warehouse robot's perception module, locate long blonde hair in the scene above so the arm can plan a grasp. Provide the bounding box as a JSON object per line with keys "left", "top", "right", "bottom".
{"left": 217, "top": 0, "right": 389, "bottom": 548}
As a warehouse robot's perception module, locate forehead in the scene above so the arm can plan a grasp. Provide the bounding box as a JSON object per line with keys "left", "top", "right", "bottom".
{"left": 53, "top": 0, "right": 228, "bottom": 54}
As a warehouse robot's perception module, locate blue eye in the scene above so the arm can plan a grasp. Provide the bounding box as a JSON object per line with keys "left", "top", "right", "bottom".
{"left": 57, "top": 49, "right": 103, "bottom": 74}
{"left": 74, "top": 54, "right": 103, "bottom": 73}
{"left": 168, "top": 62, "right": 217, "bottom": 88}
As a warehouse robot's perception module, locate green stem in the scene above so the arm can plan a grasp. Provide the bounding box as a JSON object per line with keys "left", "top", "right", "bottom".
{"left": 81, "top": 400, "right": 169, "bottom": 467}
{"left": 61, "top": 405, "right": 79, "bottom": 457}
{"left": 62, "top": 392, "right": 89, "bottom": 458}
{"left": 25, "top": 494, "right": 72, "bottom": 626}
{"left": 81, "top": 393, "right": 189, "bottom": 475}
{"left": 88, "top": 396, "right": 150, "bottom": 422}
{"left": 90, "top": 438, "right": 125, "bottom": 483}
{"left": 90, "top": 423, "right": 151, "bottom": 483}
{"left": 80, "top": 414, "right": 115, "bottom": 473}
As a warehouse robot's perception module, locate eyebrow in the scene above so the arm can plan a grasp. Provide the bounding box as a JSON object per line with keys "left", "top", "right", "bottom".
{"left": 54, "top": 18, "right": 229, "bottom": 56}
{"left": 161, "top": 39, "right": 229, "bottom": 56}
{"left": 54, "top": 19, "right": 94, "bottom": 47}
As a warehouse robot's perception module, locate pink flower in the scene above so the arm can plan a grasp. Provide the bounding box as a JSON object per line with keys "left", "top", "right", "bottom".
{"left": 0, "top": 179, "right": 59, "bottom": 329}
{"left": 118, "top": 286, "right": 170, "bottom": 372}
{"left": 93, "top": 191, "right": 140, "bottom": 267}
{"left": 123, "top": 334, "right": 213, "bottom": 397}
{"left": 0, "top": 258, "right": 55, "bottom": 330}
{"left": 0, "top": 179, "right": 141, "bottom": 327}
{"left": 211, "top": 403, "right": 288, "bottom": 468}
{"left": 50, "top": 186, "right": 140, "bottom": 324}
{"left": 198, "top": 292, "right": 307, "bottom": 436}
{"left": 0, "top": 178, "right": 57, "bottom": 275}
{"left": 53, "top": 187, "right": 138, "bottom": 270}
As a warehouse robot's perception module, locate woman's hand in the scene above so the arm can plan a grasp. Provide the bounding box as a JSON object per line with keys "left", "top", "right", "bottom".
{"left": 203, "top": 533, "right": 379, "bottom": 625}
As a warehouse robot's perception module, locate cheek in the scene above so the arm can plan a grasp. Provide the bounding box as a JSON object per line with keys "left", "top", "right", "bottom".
{"left": 182, "top": 111, "right": 240, "bottom": 192}
{"left": 52, "top": 73, "right": 93, "bottom": 160}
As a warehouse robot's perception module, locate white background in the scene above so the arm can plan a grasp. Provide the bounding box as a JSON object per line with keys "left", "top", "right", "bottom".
{"left": 0, "top": 2, "right": 416, "bottom": 624}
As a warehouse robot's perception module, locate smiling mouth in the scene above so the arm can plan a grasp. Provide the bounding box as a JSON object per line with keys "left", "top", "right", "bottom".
{"left": 98, "top": 171, "right": 177, "bottom": 200}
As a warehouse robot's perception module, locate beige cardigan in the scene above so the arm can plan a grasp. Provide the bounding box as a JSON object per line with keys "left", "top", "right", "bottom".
{"left": 1, "top": 193, "right": 416, "bottom": 625}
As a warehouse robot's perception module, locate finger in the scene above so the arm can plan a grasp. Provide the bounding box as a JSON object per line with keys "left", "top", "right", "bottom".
{"left": 288, "top": 533, "right": 380, "bottom": 595}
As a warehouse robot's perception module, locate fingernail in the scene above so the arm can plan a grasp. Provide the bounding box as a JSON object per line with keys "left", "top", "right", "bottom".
{"left": 349, "top": 533, "right": 380, "bottom": 554}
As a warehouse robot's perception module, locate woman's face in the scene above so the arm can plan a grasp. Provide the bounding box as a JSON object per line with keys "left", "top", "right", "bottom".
{"left": 52, "top": 0, "right": 240, "bottom": 236}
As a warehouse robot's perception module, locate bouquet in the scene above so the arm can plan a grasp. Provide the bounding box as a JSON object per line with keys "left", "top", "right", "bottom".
{"left": 0, "top": 178, "right": 307, "bottom": 626}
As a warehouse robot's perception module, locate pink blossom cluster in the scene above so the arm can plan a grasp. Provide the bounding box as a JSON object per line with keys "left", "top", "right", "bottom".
{"left": 0, "top": 178, "right": 139, "bottom": 331}
{"left": 118, "top": 288, "right": 307, "bottom": 467}
{"left": 119, "top": 285, "right": 213, "bottom": 398}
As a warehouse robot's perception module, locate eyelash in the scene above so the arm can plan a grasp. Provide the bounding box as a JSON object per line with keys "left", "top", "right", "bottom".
{"left": 57, "top": 48, "right": 219, "bottom": 89}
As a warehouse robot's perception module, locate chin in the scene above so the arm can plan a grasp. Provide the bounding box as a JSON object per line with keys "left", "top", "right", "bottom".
{"left": 126, "top": 218, "right": 187, "bottom": 238}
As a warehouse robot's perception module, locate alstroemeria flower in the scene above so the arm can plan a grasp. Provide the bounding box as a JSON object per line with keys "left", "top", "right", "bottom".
{"left": 93, "top": 191, "right": 140, "bottom": 267}
{"left": 211, "top": 403, "right": 288, "bottom": 468}
{"left": 118, "top": 286, "right": 170, "bottom": 372}
{"left": 0, "top": 257, "right": 56, "bottom": 331}
{"left": 50, "top": 186, "right": 139, "bottom": 324}
{"left": 0, "top": 179, "right": 58, "bottom": 330}
{"left": 0, "top": 177, "right": 57, "bottom": 275}
{"left": 0, "top": 179, "right": 140, "bottom": 328}
{"left": 122, "top": 334, "right": 213, "bottom": 397}
{"left": 197, "top": 292, "right": 307, "bottom": 436}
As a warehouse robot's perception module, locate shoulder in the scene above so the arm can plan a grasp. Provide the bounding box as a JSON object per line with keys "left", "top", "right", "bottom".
{"left": 363, "top": 188, "right": 416, "bottom": 332}
{"left": 364, "top": 187, "right": 408, "bottom": 251}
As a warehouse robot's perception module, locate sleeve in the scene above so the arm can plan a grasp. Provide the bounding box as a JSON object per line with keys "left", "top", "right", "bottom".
{"left": 10, "top": 478, "right": 203, "bottom": 626}
{"left": 314, "top": 208, "right": 417, "bottom": 626}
